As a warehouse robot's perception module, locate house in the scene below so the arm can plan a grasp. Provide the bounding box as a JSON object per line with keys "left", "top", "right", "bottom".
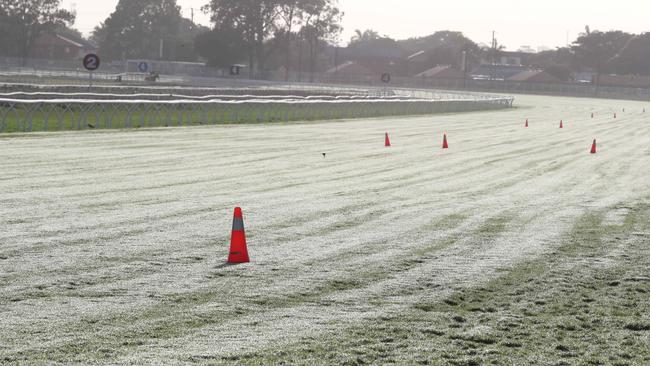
{"left": 413, "top": 65, "right": 467, "bottom": 88}
{"left": 415, "top": 65, "right": 465, "bottom": 79}
{"left": 498, "top": 51, "right": 533, "bottom": 66}
{"left": 405, "top": 49, "right": 474, "bottom": 76}
{"left": 596, "top": 74, "right": 650, "bottom": 88}
{"left": 405, "top": 50, "right": 428, "bottom": 74}
{"left": 407, "top": 50, "right": 427, "bottom": 62}
{"left": 325, "top": 44, "right": 405, "bottom": 77}
{"left": 30, "top": 33, "right": 97, "bottom": 60}
{"left": 572, "top": 71, "right": 597, "bottom": 83}
{"left": 470, "top": 64, "right": 530, "bottom": 80}
{"left": 518, "top": 46, "right": 536, "bottom": 54}
{"left": 326, "top": 61, "right": 376, "bottom": 76}
{"left": 508, "top": 70, "right": 563, "bottom": 83}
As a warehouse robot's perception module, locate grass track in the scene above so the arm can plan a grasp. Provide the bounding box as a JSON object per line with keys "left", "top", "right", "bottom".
{"left": 231, "top": 204, "right": 650, "bottom": 365}
{"left": 0, "top": 94, "right": 649, "bottom": 364}
{"left": 0, "top": 100, "right": 508, "bottom": 133}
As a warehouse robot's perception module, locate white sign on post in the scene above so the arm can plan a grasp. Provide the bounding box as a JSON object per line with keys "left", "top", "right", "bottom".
{"left": 138, "top": 61, "right": 149, "bottom": 73}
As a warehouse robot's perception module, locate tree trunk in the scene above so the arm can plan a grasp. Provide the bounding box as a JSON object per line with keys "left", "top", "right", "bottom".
{"left": 284, "top": 33, "right": 292, "bottom": 81}
{"left": 248, "top": 52, "right": 254, "bottom": 78}
{"left": 255, "top": 41, "right": 265, "bottom": 79}
{"left": 20, "top": 25, "right": 32, "bottom": 67}
{"left": 309, "top": 38, "right": 315, "bottom": 83}
{"left": 297, "top": 39, "right": 302, "bottom": 82}
{"left": 283, "top": 7, "right": 295, "bottom": 82}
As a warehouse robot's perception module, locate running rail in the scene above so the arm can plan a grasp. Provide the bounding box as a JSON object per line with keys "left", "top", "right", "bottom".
{"left": 0, "top": 89, "right": 514, "bottom": 133}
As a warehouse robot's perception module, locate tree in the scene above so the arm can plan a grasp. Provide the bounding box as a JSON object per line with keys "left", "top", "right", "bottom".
{"left": 170, "top": 18, "right": 210, "bottom": 62}
{"left": 54, "top": 24, "right": 85, "bottom": 42}
{"left": 611, "top": 33, "right": 650, "bottom": 75}
{"left": 400, "top": 31, "right": 481, "bottom": 71}
{"left": 486, "top": 34, "right": 505, "bottom": 66}
{"left": 544, "top": 64, "right": 573, "bottom": 82}
{"left": 277, "top": 0, "right": 302, "bottom": 80}
{"left": 348, "top": 29, "right": 399, "bottom": 51}
{"left": 528, "top": 47, "right": 573, "bottom": 69}
{"left": 93, "top": 0, "right": 184, "bottom": 61}
{"left": 194, "top": 27, "right": 247, "bottom": 67}
{"left": 349, "top": 29, "right": 381, "bottom": 45}
{"left": 527, "top": 47, "right": 575, "bottom": 82}
{"left": 298, "top": 0, "right": 342, "bottom": 81}
{"left": 204, "top": 0, "right": 282, "bottom": 75}
{"left": 571, "top": 30, "right": 633, "bottom": 82}
{"left": 0, "top": 7, "right": 14, "bottom": 55}
{"left": 0, "top": 0, "right": 75, "bottom": 60}
{"left": 203, "top": 0, "right": 342, "bottom": 78}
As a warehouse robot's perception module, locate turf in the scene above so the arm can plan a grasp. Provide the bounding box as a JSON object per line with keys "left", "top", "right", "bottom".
{"left": 0, "top": 99, "right": 509, "bottom": 133}
{"left": 227, "top": 204, "right": 650, "bottom": 365}
{"left": 0, "top": 94, "right": 649, "bottom": 364}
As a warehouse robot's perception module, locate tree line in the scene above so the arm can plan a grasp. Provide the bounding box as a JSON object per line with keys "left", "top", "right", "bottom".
{"left": 196, "top": 0, "right": 342, "bottom": 78}
{"left": 530, "top": 28, "right": 650, "bottom": 80}
{"left": 2, "top": 1, "right": 650, "bottom": 79}
{"left": 0, "top": 0, "right": 75, "bottom": 62}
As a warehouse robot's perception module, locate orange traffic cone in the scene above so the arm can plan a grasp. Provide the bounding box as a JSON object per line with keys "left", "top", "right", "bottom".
{"left": 590, "top": 139, "right": 597, "bottom": 154}
{"left": 559, "top": 120, "right": 564, "bottom": 128}
{"left": 227, "top": 207, "right": 249, "bottom": 263}
{"left": 442, "top": 133, "right": 449, "bottom": 149}
{"left": 385, "top": 132, "right": 391, "bottom": 147}
{"left": 525, "top": 119, "right": 529, "bottom": 128}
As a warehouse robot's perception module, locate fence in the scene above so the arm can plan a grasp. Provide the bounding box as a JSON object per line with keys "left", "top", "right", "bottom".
{"left": 0, "top": 96, "right": 513, "bottom": 133}
{"left": 0, "top": 82, "right": 506, "bottom": 100}
{"left": 0, "top": 69, "right": 182, "bottom": 85}
{"left": 0, "top": 84, "right": 379, "bottom": 98}
{"left": 4, "top": 56, "right": 650, "bottom": 102}
{"left": 398, "top": 77, "right": 650, "bottom": 102}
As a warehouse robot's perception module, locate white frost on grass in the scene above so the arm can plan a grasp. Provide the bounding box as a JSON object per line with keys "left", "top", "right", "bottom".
{"left": 1, "top": 94, "right": 649, "bottom": 363}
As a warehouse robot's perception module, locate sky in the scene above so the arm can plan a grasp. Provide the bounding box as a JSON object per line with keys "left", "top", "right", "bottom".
{"left": 62, "top": 0, "right": 650, "bottom": 51}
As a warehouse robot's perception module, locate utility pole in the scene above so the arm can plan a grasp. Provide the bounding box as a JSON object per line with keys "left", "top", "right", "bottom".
{"left": 492, "top": 31, "right": 497, "bottom": 63}
{"left": 184, "top": 8, "right": 196, "bottom": 29}
{"left": 461, "top": 49, "right": 468, "bottom": 89}
{"left": 491, "top": 31, "right": 496, "bottom": 81}
{"left": 334, "top": 46, "right": 339, "bottom": 81}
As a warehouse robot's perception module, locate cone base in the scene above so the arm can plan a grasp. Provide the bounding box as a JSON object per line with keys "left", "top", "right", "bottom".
{"left": 227, "top": 257, "right": 250, "bottom": 264}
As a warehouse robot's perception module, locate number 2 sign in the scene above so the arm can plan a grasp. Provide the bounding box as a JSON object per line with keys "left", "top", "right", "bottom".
{"left": 83, "top": 54, "right": 100, "bottom": 71}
